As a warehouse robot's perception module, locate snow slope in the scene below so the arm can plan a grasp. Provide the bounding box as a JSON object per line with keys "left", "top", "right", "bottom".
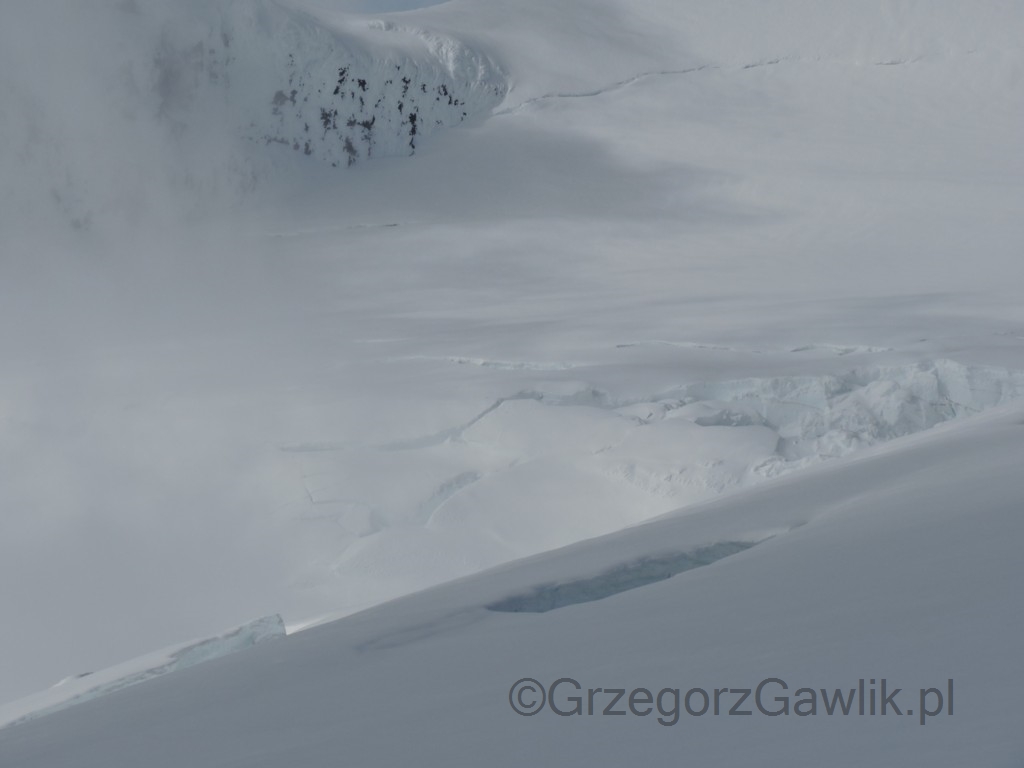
{"left": 2, "top": 400, "right": 1023, "bottom": 765}
{"left": 1, "top": 0, "right": 1023, "bottom": 740}
{"left": 0, "top": 615, "right": 285, "bottom": 731}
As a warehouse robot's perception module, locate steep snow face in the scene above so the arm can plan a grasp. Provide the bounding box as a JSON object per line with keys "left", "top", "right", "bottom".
{"left": 162, "top": 1, "right": 508, "bottom": 167}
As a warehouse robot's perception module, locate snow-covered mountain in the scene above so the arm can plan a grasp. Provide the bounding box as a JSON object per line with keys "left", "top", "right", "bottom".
{"left": 0, "top": 0, "right": 506, "bottom": 230}
{"left": 1, "top": 0, "right": 1023, "bottom": 764}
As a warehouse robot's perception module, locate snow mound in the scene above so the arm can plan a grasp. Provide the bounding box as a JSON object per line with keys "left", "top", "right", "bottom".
{"left": 0, "top": 615, "right": 286, "bottom": 731}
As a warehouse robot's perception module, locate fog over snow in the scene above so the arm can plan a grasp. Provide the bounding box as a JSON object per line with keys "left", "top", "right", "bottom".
{"left": 1, "top": 1, "right": 1023, "bottom": 764}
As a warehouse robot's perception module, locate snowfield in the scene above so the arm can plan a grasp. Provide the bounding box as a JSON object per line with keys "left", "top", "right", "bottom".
{"left": 1, "top": 0, "right": 1023, "bottom": 764}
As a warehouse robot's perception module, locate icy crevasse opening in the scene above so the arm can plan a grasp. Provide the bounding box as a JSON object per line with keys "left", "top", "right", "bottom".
{"left": 487, "top": 542, "right": 761, "bottom": 613}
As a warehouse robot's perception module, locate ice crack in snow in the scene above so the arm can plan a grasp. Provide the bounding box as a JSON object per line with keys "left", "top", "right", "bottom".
{"left": 487, "top": 541, "right": 763, "bottom": 613}
{"left": 493, "top": 65, "right": 712, "bottom": 117}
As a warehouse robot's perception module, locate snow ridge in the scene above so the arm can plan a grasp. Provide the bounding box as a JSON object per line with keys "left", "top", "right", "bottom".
{"left": 0, "top": 615, "right": 286, "bottom": 731}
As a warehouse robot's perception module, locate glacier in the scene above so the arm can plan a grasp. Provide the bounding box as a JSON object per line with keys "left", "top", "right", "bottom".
{"left": 1, "top": 0, "right": 1023, "bottom": 763}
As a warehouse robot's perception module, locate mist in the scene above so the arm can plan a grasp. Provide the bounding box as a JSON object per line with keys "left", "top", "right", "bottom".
{"left": 0, "top": 0, "right": 293, "bottom": 700}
